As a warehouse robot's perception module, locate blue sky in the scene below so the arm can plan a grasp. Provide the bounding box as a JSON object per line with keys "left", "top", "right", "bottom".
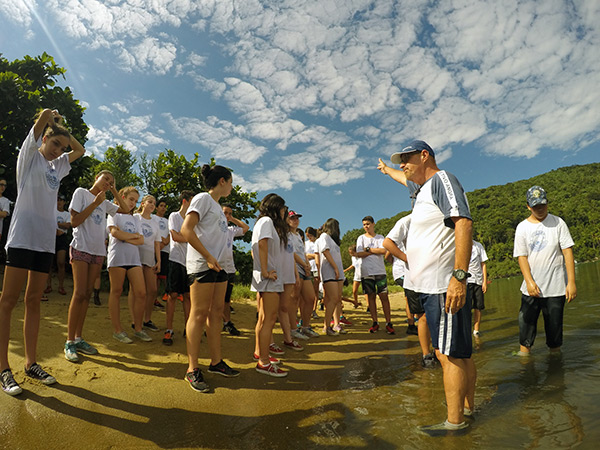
{"left": 1, "top": 0, "right": 599, "bottom": 235}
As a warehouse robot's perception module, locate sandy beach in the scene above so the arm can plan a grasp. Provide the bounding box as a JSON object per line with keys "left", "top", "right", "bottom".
{"left": 0, "top": 278, "right": 420, "bottom": 449}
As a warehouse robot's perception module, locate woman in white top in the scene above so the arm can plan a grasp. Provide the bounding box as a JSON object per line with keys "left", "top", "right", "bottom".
{"left": 251, "top": 194, "right": 289, "bottom": 377}
{"left": 63, "top": 170, "right": 128, "bottom": 362}
{"left": 107, "top": 187, "right": 150, "bottom": 344}
{"left": 304, "top": 227, "right": 321, "bottom": 317}
{"left": 180, "top": 165, "right": 240, "bottom": 392}
{"left": 131, "top": 195, "right": 161, "bottom": 332}
{"left": 0, "top": 109, "right": 85, "bottom": 396}
{"left": 315, "top": 218, "right": 346, "bottom": 335}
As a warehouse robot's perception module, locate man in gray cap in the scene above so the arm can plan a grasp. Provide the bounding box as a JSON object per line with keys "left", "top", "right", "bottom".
{"left": 378, "top": 140, "right": 475, "bottom": 435}
{"left": 513, "top": 186, "right": 576, "bottom": 356}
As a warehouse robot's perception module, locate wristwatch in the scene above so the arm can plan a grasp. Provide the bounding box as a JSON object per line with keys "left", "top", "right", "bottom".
{"left": 365, "top": 247, "right": 371, "bottom": 253}
{"left": 452, "top": 269, "right": 470, "bottom": 282}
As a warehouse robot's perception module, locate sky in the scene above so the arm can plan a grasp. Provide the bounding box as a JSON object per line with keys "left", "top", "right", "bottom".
{"left": 1, "top": 0, "right": 599, "bottom": 235}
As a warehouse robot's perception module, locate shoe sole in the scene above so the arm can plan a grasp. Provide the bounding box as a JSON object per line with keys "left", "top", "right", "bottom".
{"left": 255, "top": 367, "right": 288, "bottom": 378}
{"left": 284, "top": 345, "right": 304, "bottom": 352}
{"left": 208, "top": 369, "right": 241, "bottom": 378}
{"left": 162, "top": 340, "right": 173, "bottom": 346}
{"left": 185, "top": 379, "right": 210, "bottom": 393}
{"left": 3, "top": 387, "right": 23, "bottom": 396}
{"left": 26, "top": 375, "right": 57, "bottom": 385}
{"left": 113, "top": 335, "right": 133, "bottom": 344}
{"left": 64, "top": 351, "right": 79, "bottom": 362}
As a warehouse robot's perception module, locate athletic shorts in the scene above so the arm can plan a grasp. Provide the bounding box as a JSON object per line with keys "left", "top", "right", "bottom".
{"left": 55, "top": 234, "right": 69, "bottom": 253}
{"left": 362, "top": 275, "right": 388, "bottom": 295}
{"left": 468, "top": 283, "right": 485, "bottom": 310}
{"left": 224, "top": 272, "right": 235, "bottom": 303}
{"left": 394, "top": 277, "right": 404, "bottom": 288}
{"left": 519, "top": 294, "right": 565, "bottom": 349}
{"left": 167, "top": 261, "right": 190, "bottom": 294}
{"left": 70, "top": 247, "right": 104, "bottom": 265}
{"left": 323, "top": 278, "right": 342, "bottom": 284}
{"left": 404, "top": 288, "right": 424, "bottom": 315}
{"left": 421, "top": 292, "right": 472, "bottom": 359}
{"left": 6, "top": 247, "right": 53, "bottom": 274}
{"left": 188, "top": 269, "right": 228, "bottom": 285}
{"left": 299, "top": 272, "right": 312, "bottom": 281}
{"left": 158, "top": 251, "right": 169, "bottom": 278}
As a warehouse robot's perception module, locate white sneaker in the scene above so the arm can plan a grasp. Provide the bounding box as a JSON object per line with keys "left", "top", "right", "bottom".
{"left": 134, "top": 330, "right": 152, "bottom": 342}
{"left": 473, "top": 330, "right": 480, "bottom": 336}
{"left": 291, "top": 329, "right": 309, "bottom": 341}
{"left": 303, "top": 326, "right": 320, "bottom": 338}
{"left": 64, "top": 341, "right": 79, "bottom": 362}
{"left": 113, "top": 331, "right": 133, "bottom": 344}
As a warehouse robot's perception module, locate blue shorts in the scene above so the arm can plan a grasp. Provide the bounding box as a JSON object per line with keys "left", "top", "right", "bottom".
{"left": 421, "top": 292, "right": 472, "bottom": 359}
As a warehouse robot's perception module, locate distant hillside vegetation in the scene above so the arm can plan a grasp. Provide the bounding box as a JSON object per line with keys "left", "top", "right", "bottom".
{"left": 340, "top": 163, "right": 600, "bottom": 279}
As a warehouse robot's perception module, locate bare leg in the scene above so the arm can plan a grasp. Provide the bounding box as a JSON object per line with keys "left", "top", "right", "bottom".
{"left": 142, "top": 265, "right": 157, "bottom": 323}
{"left": 473, "top": 309, "right": 481, "bottom": 332}
{"left": 68, "top": 260, "right": 101, "bottom": 340}
{"left": 166, "top": 293, "right": 177, "bottom": 330}
{"left": 23, "top": 271, "right": 49, "bottom": 368}
{"left": 108, "top": 267, "right": 126, "bottom": 334}
{"left": 300, "top": 280, "right": 315, "bottom": 328}
{"left": 127, "top": 267, "right": 146, "bottom": 332}
{"left": 417, "top": 313, "right": 431, "bottom": 356}
{"left": 436, "top": 352, "right": 469, "bottom": 425}
{"left": 0, "top": 267, "right": 29, "bottom": 371}
{"left": 206, "top": 281, "right": 227, "bottom": 365}
{"left": 367, "top": 292, "right": 378, "bottom": 322}
{"left": 279, "top": 284, "right": 293, "bottom": 342}
{"left": 187, "top": 281, "right": 214, "bottom": 372}
{"left": 56, "top": 249, "right": 67, "bottom": 291}
{"left": 256, "top": 292, "right": 279, "bottom": 366}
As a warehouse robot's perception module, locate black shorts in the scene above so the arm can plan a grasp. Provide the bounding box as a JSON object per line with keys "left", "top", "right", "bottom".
{"left": 362, "top": 275, "right": 388, "bottom": 295}
{"left": 404, "top": 288, "right": 424, "bottom": 315}
{"left": 6, "top": 247, "right": 54, "bottom": 274}
{"left": 519, "top": 294, "right": 565, "bottom": 349}
{"left": 468, "top": 283, "right": 485, "bottom": 310}
{"left": 188, "top": 269, "right": 228, "bottom": 285}
{"left": 394, "top": 277, "right": 404, "bottom": 288}
{"left": 167, "top": 261, "right": 190, "bottom": 294}
{"left": 159, "top": 251, "right": 169, "bottom": 277}
{"left": 224, "top": 272, "right": 235, "bottom": 303}
{"left": 55, "top": 234, "right": 69, "bottom": 253}
{"left": 299, "top": 272, "right": 312, "bottom": 281}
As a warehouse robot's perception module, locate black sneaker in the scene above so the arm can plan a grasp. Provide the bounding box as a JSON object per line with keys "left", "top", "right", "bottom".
{"left": 185, "top": 368, "right": 210, "bottom": 392}
{"left": 223, "top": 321, "right": 241, "bottom": 336}
{"left": 1, "top": 369, "right": 23, "bottom": 396}
{"left": 24, "top": 363, "right": 57, "bottom": 385}
{"left": 421, "top": 353, "right": 437, "bottom": 369}
{"left": 153, "top": 300, "right": 165, "bottom": 309}
{"left": 208, "top": 360, "right": 240, "bottom": 378}
{"left": 406, "top": 324, "right": 418, "bottom": 335}
{"left": 143, "top": 320, "right": 160, "bottom": 332}
{"left": 162, "top": 330, "right": 174, "bottom": 346}
{"left": 93, "top": 290, "right": 101, "bottom": 306}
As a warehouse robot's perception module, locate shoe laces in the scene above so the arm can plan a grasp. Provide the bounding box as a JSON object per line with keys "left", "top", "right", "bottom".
{"left": 1, "top": 370, "right": 18, "bottom": 388}
{"left": 27, "top": 363, "right": 49, "bottom": 378}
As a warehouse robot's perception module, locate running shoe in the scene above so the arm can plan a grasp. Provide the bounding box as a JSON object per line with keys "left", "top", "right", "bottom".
{"left": 134, "top": 330, "right": 152, "bottom": 342}
{"left": 185, "top": 368, "right": 210, "bottom": 392}
{"left": 323, "top": 326, "right": 338, "bottom": 336}
{"left": 75, "top": 339, "right": 98, "bottom": 355}
{"left": 64, "top": 341, "right": 79, "bottom": 362}
{"left": 223, "top": 321, "right": 241, "bottom": 336}
{"left": 418, "top": 420, "right": 469, "bottom": 437}
{"left": 1, "top": 369, "right": 22, "bottom": 396}
{"left": 252, "top": 353, "right": 281, "bottom": 365}
{"left": 422, "top": 353, "right": 437, "bottom": 369}
{"left": 385, "top": 323, "right": 395, "bottom": 335}
{"left": 208, "top": 360, "right": 240, "bottom": 378}
{"left": 113, "top": 331, "right": 133, "bottom": 344}
{"left": 332, "top": 324, "right": 348, "bottom": 334}
{"left": 369, "top": 322, "right": 380, "bottom": 333}
{"left": 339, "top": 316, "right": 353, "bottom": 326}
{"left": 291, "top": 329, "right": 309, "bottom": 341}
{"left": 25, "top": 363, "right": 56, "bottom": 385}
{"left": 406, "top": 324, "right": 418, "bottom": 336}
{"left": 143, "top": 320, "right": 160, "bottom": 332}
{"left": 269, "top": 343, "right": 285, "bottom": 356}
{"left": 153, "top": 300, "right": 165, "bottom": 309}
{"left": 163, "top": 330, "right": 174, "bottom": 346}
{"left": 255, "top": 362, "right": 288, "bottom": 378}
{"left": 302, "top": 326, "right": 320, "bottom": 338}
{"left": 473, "top": 330, "right": 480, "bottom": 336}
{"left": 283, "top": 340, "right": 304, "bottom": 351}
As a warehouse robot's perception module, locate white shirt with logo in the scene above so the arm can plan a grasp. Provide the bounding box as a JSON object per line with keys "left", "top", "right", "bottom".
{"left": 135, "top": 213, "right": 161, "bottom": 267}
{"left": 107, "top": 213, "right": 142, "bottom": 268}
{"left": 305, "top": 240, "right": 318, "bottom": 272}
{"left": 315, "top": 233, "right": 344, "bottom": 282}
{"left": 356, "top": 234, "right": 386, "bottom": 277}
{"left": 468, "top": 241, "right": 489, "bottom": 286}
{"left": 223, "top": 225, "right": 244, "bottom": 274}
{"left": 154, "top": 214, "right": 170, "bottom": 255}
{"left": 0, "top": 196, "right": 11, "bottom": 233}
{"left": 251, "top": 216, "right": 283, "bottom": 292}
{"left": 168, "top": 211, "right": 186, "bottom": 266}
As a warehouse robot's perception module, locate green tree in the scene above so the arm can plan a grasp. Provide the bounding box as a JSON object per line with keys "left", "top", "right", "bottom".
{"left": 87, "top": 145, "right": 143, "bottom": 194}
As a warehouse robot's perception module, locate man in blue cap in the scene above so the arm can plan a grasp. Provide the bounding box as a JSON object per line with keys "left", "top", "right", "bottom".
{"left": 379, "top": 140, "right": 475, "bottom": 435}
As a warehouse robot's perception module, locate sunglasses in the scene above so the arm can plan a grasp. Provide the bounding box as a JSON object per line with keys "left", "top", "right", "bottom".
{"left": 399, "top": 151, "right": 421, "bottom": 164}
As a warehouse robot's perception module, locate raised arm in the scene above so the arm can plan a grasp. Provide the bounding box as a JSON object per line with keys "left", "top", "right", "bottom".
{"left": 378, "top": 158, "right": 407, "bottom": 186}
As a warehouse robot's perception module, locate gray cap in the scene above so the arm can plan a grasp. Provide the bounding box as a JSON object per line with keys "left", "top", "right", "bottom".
{"left": 526, "top": 186, "right": 548, "bottom": 207}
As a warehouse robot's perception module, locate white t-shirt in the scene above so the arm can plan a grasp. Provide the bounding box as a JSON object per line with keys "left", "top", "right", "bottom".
{"left": 468, "top": 241, "right": 489, "bottom": 286}
{"left": 107, "top": 213, "right": 142, "bottom": 268}
{"left": 135, "top": 213, "right": 161, "bottom": 267}
{"left": 223, "top": 225, "right": 244, "bottom": 274}
{"left": 513, "top": 214, "right": 574, "bottom": 297}
{"left": 356, "top": 234, "right": 386, "bottom": 277}
{"left": 6, "top": 127, "right": 71, "bottom": 253}
{"left": 289, "top": 232, "right": 307, "bottom": 276}
{"left": 386, "top": 215, "right": 412, "bottom": 282}
{"left": 305, "top": 240, "right": 317, "bottom": 272}
{"left": 185, "top": 193, "right": 229, "bottom": 274}
{"left": 69, "top": 187, "right": 118, "bottom": 256}
{"left": 154, "top": 214, "right": 170, "bottom": 255}
{"left": 251, "top": 216, "right": 283, "bottom": 293}
{"left": 168, "top": 211, "right": 186, "bottom": 266}
{"left": 281, "top": 234, "right": 297, "bottom": 284}
{"left": 0, "top": 196, "right": 11, "bottom": 233}
{"left": 56, "top": 210, "right": 70, "bottom": 232}
{"left": 315, "top": 233, "right": 344, "bottom": 282}
{"left": 406, "top": 170, "right": 471, "bottom": 294}
{"left": 351, "top": 255, "right": 362, "bottom": 282}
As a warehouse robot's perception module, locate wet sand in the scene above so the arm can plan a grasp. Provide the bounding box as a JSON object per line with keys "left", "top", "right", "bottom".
{"left": 0, "top": 280, "right": 419, "bottom": 449}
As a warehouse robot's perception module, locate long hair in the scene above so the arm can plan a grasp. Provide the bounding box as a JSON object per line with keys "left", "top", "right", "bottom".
{"left": 116, "top": 186, "right": 139, "bottom": 214}
{"left": 321, "top": 218, "right": 340, "bottom": 246}
{"left": 201, "top": 164, "right": 232, "bottom": 190}
{"left": 136, "top": 194, "right": 156, "bottom": 214}
{"left": 257, "top": 193, "right": 288, "bottom": 246}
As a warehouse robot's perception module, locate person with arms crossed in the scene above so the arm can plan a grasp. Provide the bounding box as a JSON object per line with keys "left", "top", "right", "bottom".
{"left": 469, "top": 240, "right": 488, "bottom": 336}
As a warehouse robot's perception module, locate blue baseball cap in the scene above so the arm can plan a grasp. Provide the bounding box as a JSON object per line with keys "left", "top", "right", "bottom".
{"left": 526, "top": 186, "right": 548, "bottom": 207}
{"left": 390, "top": 140, "right": 435, "bottom": 164}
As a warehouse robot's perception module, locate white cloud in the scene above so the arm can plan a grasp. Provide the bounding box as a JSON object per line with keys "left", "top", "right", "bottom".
{"left": 0, "top": 0, "right": 35, "bottom": 27}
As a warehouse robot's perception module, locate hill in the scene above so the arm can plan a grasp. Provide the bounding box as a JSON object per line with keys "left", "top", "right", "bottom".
{"left": 340, "top": 163, "right": 600, "bottom": 279}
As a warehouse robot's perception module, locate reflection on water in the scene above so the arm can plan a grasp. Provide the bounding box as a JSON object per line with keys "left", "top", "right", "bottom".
{"left": 328, "top": 261, "right": 600, "bottom": 448}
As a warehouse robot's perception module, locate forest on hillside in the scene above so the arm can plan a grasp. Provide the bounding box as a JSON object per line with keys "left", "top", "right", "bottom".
{"left": 340, "top": 163, "right": 600, "bottom": 279}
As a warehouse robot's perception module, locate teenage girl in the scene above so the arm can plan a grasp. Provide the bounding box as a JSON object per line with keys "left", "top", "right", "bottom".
{"left": 180, "top": 165, "right": 240, "bottom": 392}
{"left": 107, "top": 187, "right": 151, "bottom": 344}
{"left": 45, "top": 194, "right": 71, "bottom": 297}
{"left": 315, "top": 218, "right": 346, "bottom": 335}
{"left": 64, "top": 170, "right": 128, "bottom": 362}
{"left": 131, "top": 194, "right": 161, "bottom": 332}
{"left": 252, "top": 193, "right": 289, "bottom": 377}
{"left": 304, "top": 227, "right": 321, "bottom": 316}
{"left": 154, "top": 199, "right": 170, "bottom": 309}
{"left": 0, "top": 109, "right": 85, "bottom": 396}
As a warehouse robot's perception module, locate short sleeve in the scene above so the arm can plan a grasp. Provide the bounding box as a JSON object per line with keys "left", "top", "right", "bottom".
{"left": 355, "top": 235, "right": 365, "bottom": 252}
{"left": 105, "top": 200, "right": 119, "bottom": 217}
{"left": 513, "top": 222, "right": 528, "bottom": 257}
{"left": 430, "top": 171, "right": 471, "bottom": 227}
{"left": 187, "top": 194, "right": 211, "bottom": 221}
{"left": 558, "top": 218, "right": 575, "bottom": 250}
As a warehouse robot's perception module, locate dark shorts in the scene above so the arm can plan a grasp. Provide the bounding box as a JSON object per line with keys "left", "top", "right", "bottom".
{"left": 421, "top": 292, "right": 472, "bottom": 359}
{"left": 468, "top": 283, "right": 485, "bottom": 310}
{"left": 224, "top": 272, "right": 235, "bottom": 303}
{"left": 362, "top": 275, "right": 388, "bottom": 295}
{"left": 55, "top": 234, "right": 69, "bottom": 253}
{"left": 394, "top": 277, "right": 404, "bottom": 288}
{"left": 167, "top": 261, "right": 190, "bottom": 294}
{"left": 404, "top": 288, "right": 424, "bottom": 315}
{"left": 323, "top": 279, "right": 342, "bottom": 284}
{"left": 519, "top": 294, "right": 565, "bottom": 349}
{"left": 6, "top": 247, "right": 53, "bottom": 274}
{"left": 188, "top": 269, "right": 228, "bottom": 285}
{"left": 70, "top": 247, "right": 104, "bottom": 265}
{"left": 158, "top": 251, "right": 169, "bottom": 278}
{"left": 299, "top": 272, "right": 312, "bottom": 281}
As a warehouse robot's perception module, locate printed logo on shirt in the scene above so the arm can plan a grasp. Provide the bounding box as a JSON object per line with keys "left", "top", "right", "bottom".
{"left": 530, "top": 229, "right": 548, "bottom": 253}
{"left": 92, "top": 207, "right": 103, "bottom": 225}
{"left": 286, "top": 242, "right": 294, "bottom": 253}
{"left": 123, "top": 220, "right": 137, "bottom": 234}
{"left": 141, "top": 222, "right": 154, "bottom": 238}
{"left": 219, "top": 219, "right": 228, "bottom": 233}
{"left": 45, "top": 167, "right": 60, "bottom": 190}
{"left": 158, "top": 219, "right": 167, "bottom": 231}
